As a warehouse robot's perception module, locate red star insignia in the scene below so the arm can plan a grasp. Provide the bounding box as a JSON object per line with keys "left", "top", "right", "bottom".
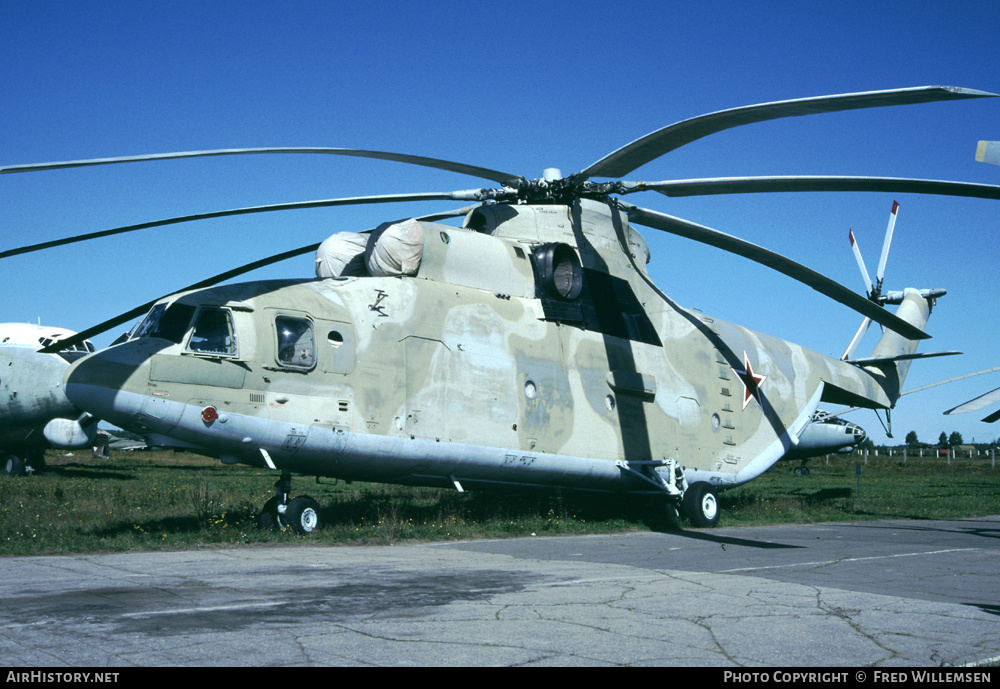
{"left": 731, "top": 351, "right": 767, "bottom": 411}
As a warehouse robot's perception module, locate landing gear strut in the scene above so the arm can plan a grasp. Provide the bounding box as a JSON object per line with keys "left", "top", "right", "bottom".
{"left": 258, "top": 469, "right": 323, "bottom": 534}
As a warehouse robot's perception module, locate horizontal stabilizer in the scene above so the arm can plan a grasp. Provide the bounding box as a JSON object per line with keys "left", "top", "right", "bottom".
{"left": 847, "top": 350, "right": 962, "bottom": 367}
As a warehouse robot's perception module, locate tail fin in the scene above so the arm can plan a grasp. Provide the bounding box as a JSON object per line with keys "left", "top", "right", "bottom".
{"left": 858, "top": 288, "right": 944, "bottom": 402}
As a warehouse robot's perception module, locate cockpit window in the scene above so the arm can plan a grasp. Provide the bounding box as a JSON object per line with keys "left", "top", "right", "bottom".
{"left": 275, "top": 316, "right": 315, "bottom": 370}
{"left": 132, "top": 303, "right": 167, "bottom": 340}
{"left": 188, "top": 307, "right": 237, "bottom": 356}
{"left": 155, "top": 304, "right": 197, "bottom": 343}
{"left": 132, "top": 302, "right": 196, "bottom": 344}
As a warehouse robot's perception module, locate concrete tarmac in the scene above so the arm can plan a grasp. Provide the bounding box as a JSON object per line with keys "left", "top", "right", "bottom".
{"left": 1, "top": 516, "right": 998, "bottom": 667}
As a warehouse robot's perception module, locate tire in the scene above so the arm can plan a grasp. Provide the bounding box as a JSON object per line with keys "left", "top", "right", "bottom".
{"left": 258, "top": 496, "right": 283, "bottom": 531}
{"left": 682, "top": 482, "right": 720, "bottom": 528}
{"left": 284, "top": 496, "right": 322, "bottom": 534}
{"left": 4, "top": 454, "right": 25, "bottom": 477}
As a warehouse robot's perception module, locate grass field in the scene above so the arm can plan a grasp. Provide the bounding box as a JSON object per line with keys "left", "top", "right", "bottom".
{"left": 1, "top": 449, "right": 998, "bottom": 556}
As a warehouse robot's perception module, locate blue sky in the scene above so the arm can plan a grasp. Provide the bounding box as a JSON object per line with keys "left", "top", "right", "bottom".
{"left": 2, "top": 0, "right": 999, "bottom": 445}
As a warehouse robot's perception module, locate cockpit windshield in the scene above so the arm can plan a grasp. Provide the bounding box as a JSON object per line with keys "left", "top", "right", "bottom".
{"left": 131, "top": 302, "right": 196, "bottom": 344}
{"left": 132, "top": 303, "right": 166, "bottom": 340}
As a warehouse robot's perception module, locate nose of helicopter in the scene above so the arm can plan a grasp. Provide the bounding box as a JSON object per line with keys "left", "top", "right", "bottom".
{"left": 62, "top": 343, "right": 150, "bottom": 430}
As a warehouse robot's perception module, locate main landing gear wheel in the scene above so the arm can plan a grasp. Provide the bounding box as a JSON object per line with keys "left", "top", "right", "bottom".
{"left": 4, "top": 454, "right": 25, "bottom": 477}
{"left": 285, "top": 496, "right": 322, "bottom": 534}
{"left": 682, "top": 482, "right": 720, "bottom": 528}
{"left": 258, "top": 469, "right": 323, "bottom": 534}
{"left": 259, "top": 495, "right": 323, "bottom": 534}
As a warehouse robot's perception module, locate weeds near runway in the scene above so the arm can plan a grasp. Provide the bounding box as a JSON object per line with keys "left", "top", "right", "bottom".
{"left": 1, "top": 449, "right": 998, "bottom": 556}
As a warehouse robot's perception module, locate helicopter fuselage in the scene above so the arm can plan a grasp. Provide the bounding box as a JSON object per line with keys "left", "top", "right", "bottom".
{"left": 63, "top": 199, "right": 906, "bottom": 500}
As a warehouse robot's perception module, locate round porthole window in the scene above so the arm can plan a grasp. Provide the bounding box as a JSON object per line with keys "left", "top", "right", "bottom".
{"left": 524, "top": 380, "right": 538, "bottom": 399}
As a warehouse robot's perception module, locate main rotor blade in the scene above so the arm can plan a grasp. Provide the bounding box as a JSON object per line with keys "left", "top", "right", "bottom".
{"left": 37, "top": 242, "right": 321, "bottom": 353}
{"left": 976, "top": 141, "right": 1000, "bottom": 167}
{"left": 38, "top": 205, "right": 477, "bottom": 353}
{"left": 579, "top": 86, "right": 996, "bottom": 180}
{"left": 1, "top": 191, "right": 487, "bottom": 260}
{"left": 903, "top": 366, "right": 1000, "bottom": 396}
{"left": 945, "top": 386, "right": 1000, "bottom": 418}
{"left": 625, "top": 176, "right": 1000, "bottom": 200}
{"left": 1, "top": 147, "right": 524, "bottom": 186}
{"left": 622, "top": 204, "right": 930, "bottom": 341}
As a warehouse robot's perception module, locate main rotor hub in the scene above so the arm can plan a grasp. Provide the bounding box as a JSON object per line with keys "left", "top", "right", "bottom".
{"left": 495, "top": 173, "right": 623, "bottom": 206}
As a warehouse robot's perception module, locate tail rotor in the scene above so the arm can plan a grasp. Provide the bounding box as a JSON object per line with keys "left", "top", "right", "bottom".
{"left": 841, "top": 201, "right": 899, "bottom": 360}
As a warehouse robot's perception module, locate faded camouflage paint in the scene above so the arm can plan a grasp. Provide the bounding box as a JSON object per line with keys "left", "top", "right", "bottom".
{"left": 0, "top": 325, "right": 96, "bottom": 455}
{"left": 0, "top": 347, "right": 75, "bottom": 450}
{"left": 64, "top": 199, "right": 925, "bottom": 490}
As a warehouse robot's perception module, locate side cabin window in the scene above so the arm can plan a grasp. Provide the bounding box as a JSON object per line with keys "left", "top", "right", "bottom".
{"left": 275, "top": 316, "right": 316, "bottom": 370}
{"left": 187, "top": 307, "right": 237, "bottom": 356}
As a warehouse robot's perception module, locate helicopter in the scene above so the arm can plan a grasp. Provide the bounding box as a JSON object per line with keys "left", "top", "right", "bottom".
{"left": 0, "top": 323, "right": 98, "bottom": 475}
{"left": 4, "top": 85, "right": 1000, "bottom": 532}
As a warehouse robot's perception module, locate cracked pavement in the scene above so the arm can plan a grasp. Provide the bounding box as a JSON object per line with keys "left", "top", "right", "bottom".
{"left": 1, "top": 516, "right": 998, "bottom": 666}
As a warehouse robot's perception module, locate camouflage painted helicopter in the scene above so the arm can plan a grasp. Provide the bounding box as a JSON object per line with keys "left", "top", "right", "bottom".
{"left": 0, "top": 323, "right": 98, "bottom": 475}
{"left": 5, "top": 85, "right": 1000, "bottom": 531}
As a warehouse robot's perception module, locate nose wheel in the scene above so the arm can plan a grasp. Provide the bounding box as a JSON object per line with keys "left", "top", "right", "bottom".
{"left": 258, "top": 470, "right": 323, "bottom": 534}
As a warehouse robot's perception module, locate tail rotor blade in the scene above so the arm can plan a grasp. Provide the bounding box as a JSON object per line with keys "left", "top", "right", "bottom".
{"left": 849, "top": 229, "right": 874, "bottom": 296}
{"left": 875, "top": 200, "right": 899, "bottom": 290}
{"left": 841, "top": 317, "right": 872, "bottom": 361}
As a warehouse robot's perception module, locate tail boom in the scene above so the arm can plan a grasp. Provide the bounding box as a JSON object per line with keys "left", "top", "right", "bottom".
{"left": 821, "top": 288, "right": 940, "bottom": 409}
